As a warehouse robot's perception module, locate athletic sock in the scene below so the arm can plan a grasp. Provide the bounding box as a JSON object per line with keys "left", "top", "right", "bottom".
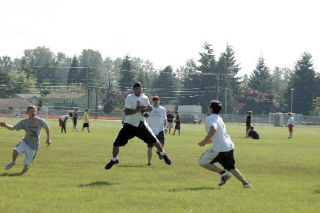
{"left": 220, "top": 170, "right": 226, "bottom": 175}
{"left": 112, "top": 157, "right": 118, "bottom": 161}
{"left": 160, "top": 151, "right": 166, "bottom": 156}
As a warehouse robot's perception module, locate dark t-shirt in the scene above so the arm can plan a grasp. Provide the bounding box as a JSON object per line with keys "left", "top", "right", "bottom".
{"left": 167, "top": 114, "right": 174, "bottom": 123}
{"left": 246, "top": 115, "right": 252, "bottom": 126}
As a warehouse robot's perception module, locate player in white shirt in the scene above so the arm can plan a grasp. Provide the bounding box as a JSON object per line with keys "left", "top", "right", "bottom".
{"left": 105, "top": 82, "right": 171, "bottom": 170}
{"left": 198, "top": 100, "right": 252, "bottom": 188}
{"left": 146, "top": 96, "right": 167, "bottom": 166}
{"left": 286, "top": 113, "right": 295, "bottom": 139}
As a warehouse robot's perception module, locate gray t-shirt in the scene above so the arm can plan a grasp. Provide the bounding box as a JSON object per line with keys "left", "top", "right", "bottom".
{"left": 14, "top": 117, "right": 49, "bottom": 150}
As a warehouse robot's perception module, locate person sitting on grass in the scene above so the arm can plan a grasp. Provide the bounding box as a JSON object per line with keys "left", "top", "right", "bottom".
{"left": 248, "top": 126, "right": 260, "bottom": 140}
{"left": 198, "top": 100, "right": 252, "bottom": 189}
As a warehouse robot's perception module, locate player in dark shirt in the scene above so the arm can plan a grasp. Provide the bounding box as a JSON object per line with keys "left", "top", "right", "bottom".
{"left": 167, "top": 111, "right": 174, "bottom": 134}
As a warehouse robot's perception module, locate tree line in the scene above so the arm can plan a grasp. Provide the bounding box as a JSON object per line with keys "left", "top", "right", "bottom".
{"left": 0, "top": 44, "right": 319, "bottom": 115}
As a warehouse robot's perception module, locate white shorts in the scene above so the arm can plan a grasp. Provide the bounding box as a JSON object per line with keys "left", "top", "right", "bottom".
{"left": 14, "top": 140, "right": 38, "bottom": 166}
{"left": 198, "top": 149, "right": 219, "bottom": 165}
{"left": 168, "top": 122, "right": 173, "bottom": 128}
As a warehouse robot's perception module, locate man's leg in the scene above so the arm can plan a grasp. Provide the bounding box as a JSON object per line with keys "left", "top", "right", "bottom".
{"left": 200, "top": 163, "right": 224, "bottom": 173}
{"left": 229, "top": 168, "right": 250, "bottom": 185}
{"left": 147, "top": 147, "right": 152, "bottom": 165}
{"left": 105, "top": 146, "right": 120, "bottom": 170}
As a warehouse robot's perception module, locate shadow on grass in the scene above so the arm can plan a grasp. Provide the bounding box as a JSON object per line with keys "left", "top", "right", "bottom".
{"left": 118, "top": 165, "right": 145, "bottom": 168}
{"left": 79, "top": 181, "right": 117, "bottom": 187}
{"left": 169, "top": 186, "right": 218, "bottom": 192}
{"left": 0, "top": 172, "right": 23, "bottom": 177}
{"left": 314, "top": 190, "right": 320, "bottom": 194}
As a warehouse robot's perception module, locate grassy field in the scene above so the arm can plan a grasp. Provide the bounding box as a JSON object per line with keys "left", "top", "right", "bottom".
{"left": 0, "top": 119, "right": 319, "bottom": 213}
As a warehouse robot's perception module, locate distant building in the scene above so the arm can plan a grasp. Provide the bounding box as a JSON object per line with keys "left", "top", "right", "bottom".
{"left": 41, "top": 91, "right": 97, "bottom": 113}
{"left": 0, "top": 98, "right": 32, "bottom": 115}
{"left": 12, "top": 93, "right": 41, "bottom": 103}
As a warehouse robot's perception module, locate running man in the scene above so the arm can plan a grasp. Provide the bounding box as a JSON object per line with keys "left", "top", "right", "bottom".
{"left": 0, "top": 105, "right": 51, "bottom": 174}
{"left": 146, "top": 96, "right": 167, "bottom": 166}
{"left": 105, "top": 82, "right": 171, "bottom": 170}
{"left": 198, "top": 100, "right": 252, "bottom": 188}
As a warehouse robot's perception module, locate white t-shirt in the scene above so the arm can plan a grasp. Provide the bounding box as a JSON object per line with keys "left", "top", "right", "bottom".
{"left": 205, "top": 114, "right": 234, "bottom": 152}
{"left": 147, "top": 106, "right": 167, "bottom": 135}
{"left": 124, "top": 93, "right": 150, "bottom": 127}
{"left": 286, "top": 116, "right": 295, "bottom": 126}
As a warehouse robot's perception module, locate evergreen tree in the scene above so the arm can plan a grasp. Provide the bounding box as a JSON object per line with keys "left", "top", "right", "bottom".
{"left": 67, "top": 56, "right": 81, "bottom": 84}
{"left": 248, "top": 57, "right": 272, "bottom": 92}
{"left": 285, "top": 52, "right": 315, "bottom": 114}
{"left": 152, "top": 66, "right": 177, "bottom": 105}
{"left": 197, "top": 42, "right": 217, "bottom": 112}
{"left": 118, "top": 56, "right": 136, "bottom": 91}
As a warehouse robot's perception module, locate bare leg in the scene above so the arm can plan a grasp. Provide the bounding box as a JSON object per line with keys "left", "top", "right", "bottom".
{"left": 172, "top": 129, "right": 176, "bottom": 135}
{"left": 200, "top": 163, "right": 224, "bottom": 174}
{"left": 229, "top": 168, "right": 249, "bottom": 185}
{"left": 147, "top": 147, "right": 152, "bottom": 164}
{"left": 112, "top": 146, "right": 119, "bottom": 158}
{"left": 12, "top": 150, "right": 18, "bottom": 162}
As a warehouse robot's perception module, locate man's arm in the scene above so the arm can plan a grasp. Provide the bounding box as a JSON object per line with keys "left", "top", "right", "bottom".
{"left": 164, "top": 119, "right": 168, "bottom": 133}
{"left": 198, "top": 126, "right": 216, "bottom": 146}
{"left": 125, "top": 105, "right": 150, "bottom": 115}
{"left": 0, "top": 122, "right": 15, "bottom": 130}
{"left": 45, "top": 126, "right": 51, "bottom": 146}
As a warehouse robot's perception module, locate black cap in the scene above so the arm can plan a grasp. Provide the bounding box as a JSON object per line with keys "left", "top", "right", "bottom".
{"left": 133, "top": 82, "right": 142, "bottom": 89}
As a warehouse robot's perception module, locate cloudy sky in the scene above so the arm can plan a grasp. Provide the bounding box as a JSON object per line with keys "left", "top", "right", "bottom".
{"left": 1, "top": 0, "right": 319, "bottom": 76}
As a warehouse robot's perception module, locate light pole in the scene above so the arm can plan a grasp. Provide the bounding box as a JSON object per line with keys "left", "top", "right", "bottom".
{"left": 290, "top": 88, "right": 295, "bottom": 113}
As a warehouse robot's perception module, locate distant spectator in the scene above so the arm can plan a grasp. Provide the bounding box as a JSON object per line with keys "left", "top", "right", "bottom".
{"left": 167, "top": 111, "right": 174, "bottom": 134}
{"left": 82, "top": 108, "right": 90, "bottom": 133}
{"left": 59, "top": 113, "right": 72, "bottom": 134}
{"left": 286, "top": 113, "right": 295, "bottom": 139}
{"left": 248, "top": 126, "right": 259, "bottom": 140}
{"left": 246, "top": 111, "right": 253, "bottom": 137}
{"left": 72, "top": 108, "right": 79, "bottom": 132}
{"left": 172, "top": 111, "right": 180, "bottom": 136}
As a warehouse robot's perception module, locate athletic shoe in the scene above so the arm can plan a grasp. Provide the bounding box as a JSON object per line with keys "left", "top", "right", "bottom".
{"left": 147, "top": 162, "right": 152, "bottom": 166}
{"left": 162, "top": 154, "right": 171, "bottom": 165}
{"left": 105, "top": 159, "right": 119, "bottom": 170}
{"left": 5, "top": 162, "right": 16, "bottom": 170}
{"left": 156, "top": 151, "right": 163, "bottom": 160}
{"left": 243, "top": 183, "right": 252, "bottom": 189}
{"left": 21, "top": 166, "right": 29, "bottom": 174}
{"left": 218, "top": 171, "right": 231, "bottom": 186}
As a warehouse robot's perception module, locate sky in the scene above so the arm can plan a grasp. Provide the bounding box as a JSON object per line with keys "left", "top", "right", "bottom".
{"left": 1, "top": 0, "right": 319, "bottom": 76}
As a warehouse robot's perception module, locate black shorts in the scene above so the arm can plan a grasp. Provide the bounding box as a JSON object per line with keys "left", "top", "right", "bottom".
{"left": 83, "top": 123, "right": 89, "bottom": 127}
{"left": 114, "top": 122, "right": 157, "bottom": 147}
{"left": 175, "top": 122, "right": 180, "bottom": 130}
{"left": 148, "top": 131, "right": 165, "bottom": 147}
{"left": 210, "top": 149, "right": 235, "bottom": 170}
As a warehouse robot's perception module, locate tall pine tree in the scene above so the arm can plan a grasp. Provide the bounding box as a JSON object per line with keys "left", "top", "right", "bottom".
{"left": 285, "top": 52, "right": 315, "bottom": 114}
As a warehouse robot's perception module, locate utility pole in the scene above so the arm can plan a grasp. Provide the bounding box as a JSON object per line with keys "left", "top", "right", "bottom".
{"left": 224, "top": 88, "right": 228, "bottom": 114}
{"left": 290, "top": 88, "right": 295, "bottom": 113}
{"left": 216, "top": 74, "right": 219, "bottom": 100}
{"left": 87, "top": 67, "right": 89, "bottom": 109}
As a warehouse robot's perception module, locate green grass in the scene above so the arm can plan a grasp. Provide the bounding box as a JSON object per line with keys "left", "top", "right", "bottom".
{"left": 0, "top": 119, "right": 320, "bottom": 213}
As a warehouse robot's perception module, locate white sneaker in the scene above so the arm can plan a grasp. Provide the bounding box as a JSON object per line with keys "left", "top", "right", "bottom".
{"left": 243, "top": 183, "right": 252, "bottom": 189}
{"left": 219, "top": 171, "right": 231, "bottom": 186}
{"left": 5, "top": 162, "right": 16, "bottom": 170}
{"left": 21, "top": 166, "right": 29, "bottom": 174}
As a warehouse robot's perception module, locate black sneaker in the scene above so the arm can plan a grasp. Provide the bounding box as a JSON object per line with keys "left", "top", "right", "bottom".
{"left": 162, "top": 154, "right": 171, "bottom": 165}
{"left": 156, "top": 151, "right": 163, "bottom": 160}
{"left": 147, "top": 162, "right": 152, "bottom": 166}
{"left": 105, "top": 159, "right": 119, "bottom": 170}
